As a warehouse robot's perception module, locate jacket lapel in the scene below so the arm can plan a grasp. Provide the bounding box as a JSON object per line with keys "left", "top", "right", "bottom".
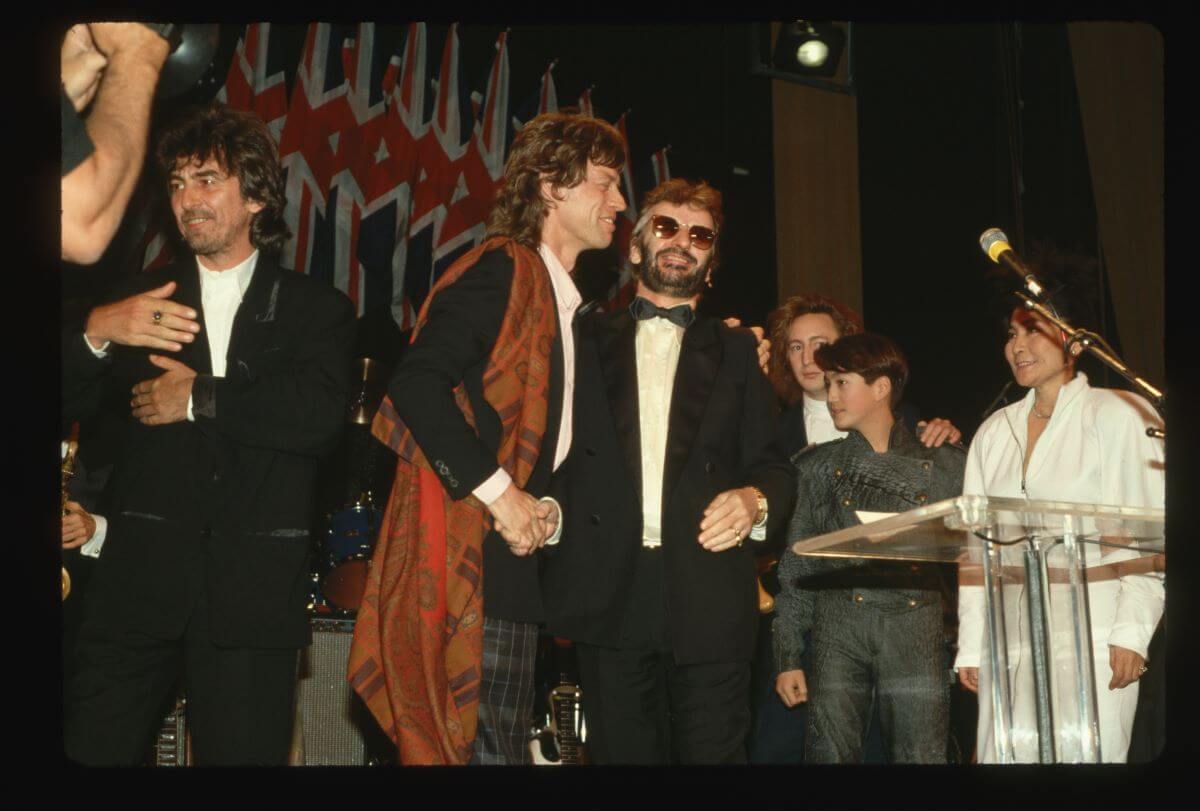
{"left": 226, "top": 255, "right": 281, "bottom": 371}
{"left": 171, "top": 261, "right": 212, "bottom": 375}
{"left": 663, "top": 318, "right": 722, "bottom": 505}
{"left": 598, "top": 310, "right": 643, "bottom": 504}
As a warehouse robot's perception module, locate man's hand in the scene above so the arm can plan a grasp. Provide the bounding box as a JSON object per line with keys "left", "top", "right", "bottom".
{"left": 1108, "top": 645, "right": 1146, "bottom": 690}
{"left": 723, "top": 317, "right": 771, "bottom": 375}
{"left": 916, "top": 417, "right": 962, "bottom": 448}
{"left": 537, "top": 498, "right": 561, "bottom": 544}
{"left": 775, "top": 669, "right": 809, "bottom": 707}
{"left": 698, "top": 487, "right": 758, "bottom": 551}
{"left": 958, "top": 667, "right": 979, "bottom": 694}
{"left": 85, "top": 282, "right": 200, "bottom": 352}
{"left": 488, "top": 482, "right": 550, "bottom": 556}
{"left": 131, "top": 354, "right": 197, "bottom": 425}
{"left": 62, "top": 500, "right": 96, "bottom": 549}
{"left": 62, "top": 24, "right": 107, "bottom": 112}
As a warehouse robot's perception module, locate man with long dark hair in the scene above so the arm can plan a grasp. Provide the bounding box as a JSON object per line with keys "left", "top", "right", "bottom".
{"left": 63, "top": 103, "right": 355, "bottom": 765}
{"left": 348, "top": 111, "right": 628, "bottom": 764}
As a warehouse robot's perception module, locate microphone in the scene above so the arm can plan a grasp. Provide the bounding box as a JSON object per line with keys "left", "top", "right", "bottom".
{"left": 979, "top": 228, "right": 1045, "bottom": 298}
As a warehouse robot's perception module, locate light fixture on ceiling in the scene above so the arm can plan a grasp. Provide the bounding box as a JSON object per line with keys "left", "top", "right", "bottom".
{"left": 772, "top": 21, "right": 846, "bottom": 78}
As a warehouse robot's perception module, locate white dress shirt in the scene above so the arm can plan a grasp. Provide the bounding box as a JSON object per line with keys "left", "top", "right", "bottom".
{"left": 186, "top": 251, "right": 258, "bottom": 419}
{"left": 802, "top": 393, "right": 847, "bottom": 445}
{"left": 471, "top": 243, "right": 581, "bottom": 505}
{"left": 636, "top": 316, "right": 686, "bottom": 547}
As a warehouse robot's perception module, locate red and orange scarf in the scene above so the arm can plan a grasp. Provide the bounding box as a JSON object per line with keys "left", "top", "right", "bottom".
{"left": 347, "top": 237, "right": 556, "bottom": 764}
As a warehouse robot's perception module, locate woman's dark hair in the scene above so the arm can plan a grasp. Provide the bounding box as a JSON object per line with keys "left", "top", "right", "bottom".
{"left": 155, "top": 102, "right": 290, "bottom": 255}
{"left": 766, "top": 293, "right": 864, "bottom": 404}
{"left": 814, "top": 331, "right": 909, "bottom": 409}
{"left": 987, "top": 240, "right": 1102, "bottom": 343}
{"left": 487, "top": 111, "right": 626, "bottom": 248}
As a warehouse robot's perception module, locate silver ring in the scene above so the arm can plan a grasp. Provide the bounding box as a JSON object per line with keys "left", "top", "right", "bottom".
{"left": 1139, "top": 665, "right": 1148, "bottom": 675}
{"left": 152, "top": 310, "right": 163, "bottom": 324}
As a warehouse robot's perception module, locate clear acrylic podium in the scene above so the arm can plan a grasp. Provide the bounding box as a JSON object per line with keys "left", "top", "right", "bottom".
{"left": 789, "top": 494, "right": 1165, "bottom": 763}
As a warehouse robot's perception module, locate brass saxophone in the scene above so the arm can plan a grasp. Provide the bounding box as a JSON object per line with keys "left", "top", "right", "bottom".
{"left": 61, "top": 438, "right": 78, "bottom": 601}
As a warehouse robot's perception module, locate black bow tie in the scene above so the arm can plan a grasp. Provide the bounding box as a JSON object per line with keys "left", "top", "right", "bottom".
{"left": 629, "top": 296, "right": 695, "bottom": 329}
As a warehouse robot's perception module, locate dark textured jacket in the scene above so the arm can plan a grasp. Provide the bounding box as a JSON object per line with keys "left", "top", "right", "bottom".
{"left": 773, "top": 421, "right": 965, "bottom": 670}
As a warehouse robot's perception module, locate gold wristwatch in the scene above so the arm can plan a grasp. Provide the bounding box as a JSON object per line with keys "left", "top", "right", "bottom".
{"left": 749, "top": 487, "right": 768, "bottom": 527}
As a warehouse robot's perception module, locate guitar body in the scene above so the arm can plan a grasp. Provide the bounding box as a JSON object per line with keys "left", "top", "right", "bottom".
{"left": 529, "top": 637, "right": 589, "bottom": 765}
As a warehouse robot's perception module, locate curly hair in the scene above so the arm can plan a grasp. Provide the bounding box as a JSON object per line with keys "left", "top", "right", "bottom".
{"left": 486, "top": 112, "right": 626, "bottom": 248}
{"left": 815, "top": 331, "right": 909, "bottom": 409}
{"left": 155, "top": 102, "right": 290, "bottom": 255}
{"left": 767, "top": 293, "right": 864, "bottom": 404}
{"left": 631, "top": 178, "right": 724, "bottom": 275}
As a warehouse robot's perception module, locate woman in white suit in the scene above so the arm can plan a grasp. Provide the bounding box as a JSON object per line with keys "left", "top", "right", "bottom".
{"left": 954, "top": 272, "right": 1164, "bottom": 763}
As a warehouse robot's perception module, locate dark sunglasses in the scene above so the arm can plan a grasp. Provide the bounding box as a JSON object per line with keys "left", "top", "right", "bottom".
{"left": 650, "top": 214, "right": 717, "bottom": 250}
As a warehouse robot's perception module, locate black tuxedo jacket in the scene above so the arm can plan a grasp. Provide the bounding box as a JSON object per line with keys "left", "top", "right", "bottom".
{"left": 386, "top": 249, "right": 564, "bottom": 622}
{"left": 65, "top": 255, "right": 355, "bottom": 648}
{"left": 542, "top": 310, "right": 796, "bottom": 665}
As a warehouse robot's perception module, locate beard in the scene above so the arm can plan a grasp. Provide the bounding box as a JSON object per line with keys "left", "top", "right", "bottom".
{"left": 634, "top": 239, "right": 710, "bottom": 299}
{"left": 177, "top": 208, "right": 251, "bottom": 258}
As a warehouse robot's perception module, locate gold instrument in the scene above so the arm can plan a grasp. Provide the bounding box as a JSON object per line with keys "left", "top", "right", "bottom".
{"left": 756, "top": 554, "right": 777, "bottom": 614}
{"left": 61, "top": 432, "right": 79, "bottom": 601}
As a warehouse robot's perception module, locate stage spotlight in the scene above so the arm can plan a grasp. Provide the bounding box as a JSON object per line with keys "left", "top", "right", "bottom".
{"left": 773, "top": 21, "right": 846, "bottom": 77}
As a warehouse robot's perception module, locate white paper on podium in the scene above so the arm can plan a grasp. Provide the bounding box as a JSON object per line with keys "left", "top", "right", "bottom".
{"left": 855, "top": 510, "right": 901, "bottom": 542}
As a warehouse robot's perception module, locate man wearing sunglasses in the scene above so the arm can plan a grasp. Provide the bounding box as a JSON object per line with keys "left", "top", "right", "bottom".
{"left": 541, "top": 178, "right": 795, "bottom": 764}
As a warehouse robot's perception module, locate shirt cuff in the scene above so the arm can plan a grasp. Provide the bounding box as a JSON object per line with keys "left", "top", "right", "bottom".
{"left": 80, "top": 515, "right": 107, "bottom": 558}
{"left": 749, "top": 510, "right": 768, "bottom": 541}
{"left": 540, "top": 496, "right": 563, "bottom": 546}
{"left": 83, "top": 333, "right": 110, "bottom": 357}
{"left": 472, "top": 467, "right": 512, "bottom": 506}
{"left": 187, "top": 393, "right": 194, "bottom": 422}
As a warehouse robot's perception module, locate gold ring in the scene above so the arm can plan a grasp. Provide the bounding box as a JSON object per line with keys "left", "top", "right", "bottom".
{"left": 1139, "top": 665, "right": 1148, "bottom": 675}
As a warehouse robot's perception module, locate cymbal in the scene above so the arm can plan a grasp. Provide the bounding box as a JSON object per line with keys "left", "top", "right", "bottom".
{"left": 156, "top": 24, "right": 220, "bottom": 99}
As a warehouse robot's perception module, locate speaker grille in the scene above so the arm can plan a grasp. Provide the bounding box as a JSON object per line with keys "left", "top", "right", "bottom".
{"left": 295, "top": 618, "right": 374, "bottom": 765}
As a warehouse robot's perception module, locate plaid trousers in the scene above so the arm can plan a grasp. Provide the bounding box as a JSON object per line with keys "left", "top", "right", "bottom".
{"left": 471, "top": 616, "right": 539, "bottom": 765}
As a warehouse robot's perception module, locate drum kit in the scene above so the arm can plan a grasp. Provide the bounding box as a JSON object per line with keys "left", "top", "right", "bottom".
{"left": 308, "top": 358, "right": 392, "bottom": 617}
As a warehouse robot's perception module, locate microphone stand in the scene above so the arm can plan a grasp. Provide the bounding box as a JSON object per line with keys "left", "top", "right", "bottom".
{"left": 1013, "top": 291, "right": 1166, "bottom": 426}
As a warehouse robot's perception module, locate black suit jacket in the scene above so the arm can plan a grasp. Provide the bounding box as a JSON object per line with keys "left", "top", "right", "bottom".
{"left": 542, "top": 310, "right": 796, "bottom": 665}
{"left": 66, "top": 255, "right": 355, "bottom": 648}
{"left": 386, "top": 249, "right": 564, "bottom": 622}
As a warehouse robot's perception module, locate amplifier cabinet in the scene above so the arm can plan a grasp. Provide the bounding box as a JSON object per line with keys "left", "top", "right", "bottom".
{"left": 293, "top": 617, "right": 383, "bottom": 766}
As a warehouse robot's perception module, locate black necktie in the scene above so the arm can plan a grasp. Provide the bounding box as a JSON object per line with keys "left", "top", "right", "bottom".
{"left": 629, "top": 296, "right": 695, "bottom": 329}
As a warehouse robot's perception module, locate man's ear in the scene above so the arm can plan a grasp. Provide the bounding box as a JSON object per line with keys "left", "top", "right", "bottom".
{"left": 539, "top": 178, "right": 558, "bottom": 209}
{"left": 871, "top": 376, "right": 892, "bottom": 406}
{"left": 629, "top": 237, "right": 642, "bottom": 264}
{"left": 245, "top": 198, "right": 266, "bottom": 215}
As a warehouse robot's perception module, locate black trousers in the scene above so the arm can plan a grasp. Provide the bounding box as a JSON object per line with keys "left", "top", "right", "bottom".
{"left": 575, "top": 547, "right": 751, "bottom": 765}
{"left": 64, "top": 590, "right": 298, "bottom": 766}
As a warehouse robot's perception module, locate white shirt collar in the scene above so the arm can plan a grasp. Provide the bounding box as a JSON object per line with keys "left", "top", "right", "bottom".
{"left": 196, "top": 250, "right": 258, "bottom": 298}
{"left": 1016, "top": 371, "right": 1089, "bottom": 417}
{"left": 538, "top": 243, "right": 581, "bottom": 312}
{"left": 803, "top": 392, "right": 831, "bottom": 418}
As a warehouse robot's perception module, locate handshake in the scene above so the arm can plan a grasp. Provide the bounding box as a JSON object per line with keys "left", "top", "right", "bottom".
{"left": 486, "top": 482, "right": 562, "bottom": 556}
